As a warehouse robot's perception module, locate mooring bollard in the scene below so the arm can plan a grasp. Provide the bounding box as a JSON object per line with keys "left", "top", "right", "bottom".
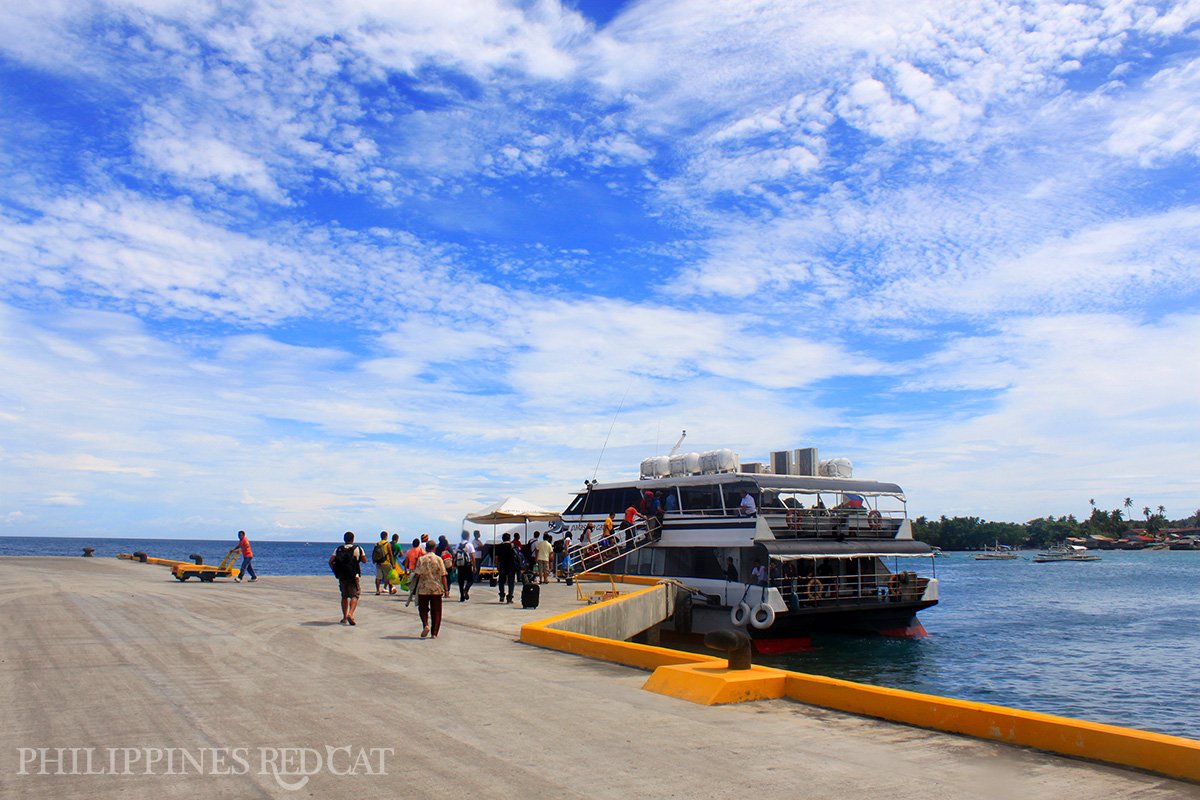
{"left": 189, "top": 553, "right": 204, "bottom": 565}
{"left": 81, "top": 547, "right": 94, "bottom": 557}
{"left": 703, "top": 629, "right": 753, "bottom": 670}
{"left": 133, "top": 551, "right": 148, "bottom": 563}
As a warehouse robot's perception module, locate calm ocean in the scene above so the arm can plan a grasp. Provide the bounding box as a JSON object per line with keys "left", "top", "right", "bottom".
{"left": 4, "top": 536, "right": 1198, "bottom": 739}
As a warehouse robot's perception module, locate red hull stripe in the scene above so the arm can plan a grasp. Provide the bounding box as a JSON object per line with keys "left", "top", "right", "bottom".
{"left": 878, "top": 622, "right": 929, "bottom": 639}
{"left": 752, "top": 636, "right": 812, "bottom": 655}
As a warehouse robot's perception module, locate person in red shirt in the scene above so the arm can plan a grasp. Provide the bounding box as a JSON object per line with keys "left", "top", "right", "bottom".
{"left": 231, "top": 530, "right": 257, "bottom": 582}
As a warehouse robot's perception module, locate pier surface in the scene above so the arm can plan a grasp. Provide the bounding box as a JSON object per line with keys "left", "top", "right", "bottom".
{"left": 1, "top": 557, "right": 1197, "bottom": 799}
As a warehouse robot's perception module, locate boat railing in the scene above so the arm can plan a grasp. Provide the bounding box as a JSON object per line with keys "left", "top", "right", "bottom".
{"left": 764, "top": 569, "right": 929, "bottom": 607}
{"left": 564, "top": 518, "right": 659, "bottom": 575}
{"left": 759, "top": 505, "right": 903, "bottom": 538}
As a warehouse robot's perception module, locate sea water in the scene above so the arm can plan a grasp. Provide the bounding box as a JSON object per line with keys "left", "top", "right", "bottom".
{"left": 759, "top": 550, "right": 1200, "bottom": 739}
{"left": 3, "top": 537, "right": 1198, "bottom": 739}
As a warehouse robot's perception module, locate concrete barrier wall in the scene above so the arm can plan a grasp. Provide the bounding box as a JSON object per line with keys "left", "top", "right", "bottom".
{"left": 520, "top": 580, "right": 1200, "bottom": 785}
{"left": 545, "top": 583, "right": 674, "bottom": 641}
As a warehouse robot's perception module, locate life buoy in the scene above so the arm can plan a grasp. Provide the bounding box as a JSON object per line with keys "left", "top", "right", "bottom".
{"left": 805, "top": 577, "right": 823, "bottom": 600}
{"left": 887, "top": 573, "right": 902, "bottom": 598}
{"left": 750, "top": 603, "right": 776, "bottom": 629}
{"left": 730, "top": 602, "right": 751, "bottom": 627}
{"left": 867, "top": 510, "right": 882, "bottom": 530}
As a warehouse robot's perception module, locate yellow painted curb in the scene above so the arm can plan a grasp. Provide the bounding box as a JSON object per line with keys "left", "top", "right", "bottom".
{"left": 643, "top": 663, "right": 788, "bottom": 705}
{"left": 782, "top": 672, "right": 1200, "bottom": 783}
{"left": 520, "top": 581, "right": 1200, "bottom": 784}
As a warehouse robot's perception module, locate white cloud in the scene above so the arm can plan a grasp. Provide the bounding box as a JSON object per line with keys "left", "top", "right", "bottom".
{"left": 1105, "top": 56, "right": 1200, "bottom": 165}
{"left": 882, "top": 313, "right": 1200, "bottom": 520}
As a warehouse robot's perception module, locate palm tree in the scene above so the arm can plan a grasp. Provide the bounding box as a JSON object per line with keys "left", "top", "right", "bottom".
{"left": 1124, "top": 497, "right": 1133, "bottom": 517}
{"left": 1157, "top": 504, "right": 1166, "bottom": 517}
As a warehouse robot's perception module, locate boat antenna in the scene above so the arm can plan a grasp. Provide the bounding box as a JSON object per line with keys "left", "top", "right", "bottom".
{"left": 592, "top": 386, "right": 629, "bottom": 483}
{"left": 668, "top": 429, "right": 687, "bottom": 456}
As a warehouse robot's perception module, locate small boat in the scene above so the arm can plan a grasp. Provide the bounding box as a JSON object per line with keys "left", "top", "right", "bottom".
{"left": 975, "top": 542, "right": 1018, "bottom": 561}
{"left": 1033, "top": 543, "right": 1101, "bottom": 563}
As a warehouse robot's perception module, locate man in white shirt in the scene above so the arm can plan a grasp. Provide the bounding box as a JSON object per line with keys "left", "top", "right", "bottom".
{"left": 455, "top": 532, "right": 476, "bottom": 602}
{"left": 739, "top": 490, "right": 757, "bottom": 516}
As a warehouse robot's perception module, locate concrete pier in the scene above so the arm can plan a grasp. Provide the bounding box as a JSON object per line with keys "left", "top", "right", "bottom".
{"left": 1, "top": 557, "right": 1197, "bottom": 799}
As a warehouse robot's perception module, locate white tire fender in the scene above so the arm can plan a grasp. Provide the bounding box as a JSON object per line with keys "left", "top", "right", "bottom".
{"left": 750, "top": 602, "right": 776, "bottom": 629}
{"left": 730, "top": 602, "right": 751, "bottom": 627}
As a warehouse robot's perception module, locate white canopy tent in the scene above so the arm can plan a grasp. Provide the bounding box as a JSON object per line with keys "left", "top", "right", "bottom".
{"left": 463, "top": 496, "right": 562, "bottom": 545}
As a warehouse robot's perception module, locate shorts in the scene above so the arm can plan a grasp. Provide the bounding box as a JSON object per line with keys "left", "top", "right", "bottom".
{"left": 338, "top": 575, "right": 361, "bottom": 599}
{"left": 537, "top": 559, "right": 550, "bottom": 568}
{"left": 375, "top": 564, "right": 391, "bottom": 581}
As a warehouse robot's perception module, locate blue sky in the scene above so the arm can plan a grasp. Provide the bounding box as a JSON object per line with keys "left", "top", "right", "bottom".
{"left": 1, "top": 0, "right": 1198, "bottom": 541}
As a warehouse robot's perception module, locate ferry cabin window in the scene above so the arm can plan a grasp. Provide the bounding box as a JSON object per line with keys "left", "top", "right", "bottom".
{"left": 723, "top": 483, "right": 758, "bottom": 515}
{"left": 678, "top": 485, "right": 721, "bottom": 514}
{"left": 566, "top": 487, "right": 644, "bottom": 517}
{"left": 661, "top": 548, "right": 726, "bottom": 580}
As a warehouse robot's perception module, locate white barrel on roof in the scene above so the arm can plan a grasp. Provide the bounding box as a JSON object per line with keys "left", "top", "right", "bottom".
{"left": 700, "top": 448, "right": 739, "bottom": 474}
{"left": 669, "top": 452, "right": 701, "bottom": 476}
{"left": 640, "top": 456, "right": 670, "bottom": 479}
{"left": 819, "top": 458, "right": 853, "bottom": 478}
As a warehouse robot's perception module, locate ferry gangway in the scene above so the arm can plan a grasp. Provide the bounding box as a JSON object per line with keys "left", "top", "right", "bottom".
{"left": 563, "top": 519, "right": 659, "bottom": 576}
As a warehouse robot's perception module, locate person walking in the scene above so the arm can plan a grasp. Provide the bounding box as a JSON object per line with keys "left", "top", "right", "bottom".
{"left": 495, "top": 532, "right": 518, "bottom": 604}
{"left": 230, "top": 530, "right": 257, "bottom": 582}
{"left": 329, "top": 532, "right": 366, "bottom": 625}
{"left": 372, "top": 531, "right": 395, "bottom": 595}
{"left": 389, "top": 533, "right": 403, "bottom": 593}
{"left": 403, "top": 538, "right": 424, "bottom": 607}
{"left": 455, "top": 532, "right": 476, "bottom": 602}
{"left": 471, "top": 531, "right": 485, "bottom": 579}
{"left": 537, "top": 532, "right": 553, "bottom": 584}
{"left": 413, "top": 546, "right": 449, "bottom": 638}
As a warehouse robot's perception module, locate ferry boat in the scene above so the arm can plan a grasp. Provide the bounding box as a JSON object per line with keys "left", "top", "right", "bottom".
{"left": 554, "top": 447, "right": 938, "bottom": 653}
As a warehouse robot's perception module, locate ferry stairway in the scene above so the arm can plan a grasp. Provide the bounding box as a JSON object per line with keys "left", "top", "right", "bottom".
{"left": 565, "top": 520, "right": 659, "bottom": 576}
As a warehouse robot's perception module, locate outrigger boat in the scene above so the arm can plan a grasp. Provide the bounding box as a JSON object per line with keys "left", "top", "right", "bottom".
{"left": 553, "top": 446, "right": 938, "bottom": 653}
{"left": 975, "top": 542, "right": 1019, "bottom": 560}
{"left": 1033, "top": 543, "right": 1101, "bottom": 563}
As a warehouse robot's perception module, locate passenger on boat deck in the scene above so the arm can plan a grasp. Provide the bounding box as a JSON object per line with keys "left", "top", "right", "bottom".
{"left": 738, "top": 490, "right": 757, "bottom": 516}
{"left": 603, "top": 513, "right": 615, "bottom": 543}
{"left": 751, "top": 559, "right": 767, "bottom": 585}
{"left": 664, "top": 491, "right": 678, "bottom": 513}
{"left": 724, "top": 557, "right": 739, "bottom": 583}
{"left": 580, "top": 523, "right": 593, "bottom": 544}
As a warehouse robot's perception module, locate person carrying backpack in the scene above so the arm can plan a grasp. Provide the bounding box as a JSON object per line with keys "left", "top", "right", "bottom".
{"left": 371, "top": 530, "right": 396, "bottom": 596}
{"left": 454, "top": 532, "right": 476, "bottom": 602}
{"left": 329, "top": 531, "right": 366, "bottom": 625}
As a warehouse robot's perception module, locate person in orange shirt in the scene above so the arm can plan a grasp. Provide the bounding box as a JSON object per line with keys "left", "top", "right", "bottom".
{"left": 403, "top": 538, "right": 425, "bottom": 607}
{"left": 230, "top": 530, "right": 257, "bottom": 582}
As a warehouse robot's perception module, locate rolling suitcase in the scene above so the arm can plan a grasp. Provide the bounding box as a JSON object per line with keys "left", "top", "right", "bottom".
{"left": 521, "top": 581, "right": 540, "bottom": 609}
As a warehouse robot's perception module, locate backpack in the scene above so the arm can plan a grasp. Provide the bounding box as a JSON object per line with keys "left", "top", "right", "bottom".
{"left": 454, "top": 545, "right": 471, "bottom": 568}
{"left": 372, "top": 541, "right": 389, "bottom": 564}
{"left": 331, "top": 545, "right": 359, "bottom": 579}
